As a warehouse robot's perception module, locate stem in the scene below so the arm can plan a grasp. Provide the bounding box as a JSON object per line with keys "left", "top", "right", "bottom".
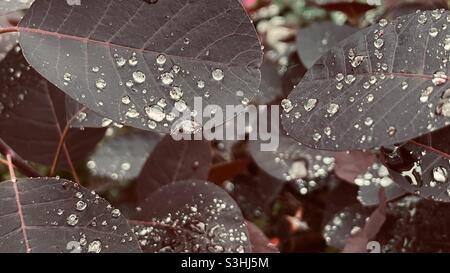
{"left": 6, "top": 154, "right": 16, "bottom": 182}
{"left": 0, "top": 26, "right": 19, "bottom": 34}
{"left": 50, "top": 124, "right": 70, "bottom": 176}
{"left": 49, "top": 106, "right": 86, "bottom": 184}
{"left": 0, "top": 138, "right": 40, "bottom": 177}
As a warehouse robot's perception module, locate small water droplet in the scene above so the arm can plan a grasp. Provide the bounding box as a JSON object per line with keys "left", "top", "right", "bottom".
{"left": 212, "top": 68, "right": 224, "bottom": 81}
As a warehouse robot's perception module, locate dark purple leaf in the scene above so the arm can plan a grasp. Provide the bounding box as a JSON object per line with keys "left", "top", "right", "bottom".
{"left": 18, "top": 0, "right": 263, "bottom": 133}
{"left": 0, "top": 47, "right": 105, "bottom": 168}
{"left": 334, "top": 150, "right": 376, "bottom": 183}
{"left": 132, "top": 180, "right": 251, "bottom": 253}
{"left": 249, "top": 134, "right": 335, "bottom": 193}
{"left": 0, "top": 177, "right": 141, "bottom": 253}
{"left": 381, "top": 125, "right": 450, "bottom": 202}
{"left": 281, "top": 51, "right": 306, "bottom": 97}
{"left": 296, "top": 21, "right": 357, "bottom": 68}
{"left": 0, "top": 0, "right": 33, "bottom": 16}
{"left": 65, "top": 96, "right": 117, "bottom": 128}
{"left": 252, "top": 57, "right": 283, "bottom": 105}
{"left": 323, "top": 203, "right": 371, "bottom": 249}
{"left": 87, "top": 130, "right": 161, "bottom": 182}
{"left": 230, "top": 172, "right": 283, "bottom": 220}
{"left": 282, "top": 10, "right": 450, "bottom": 151}
{"left": 343, "top": 190, "right": 387, "bottom": 253}
{"left": 136, "top": 135, "right": 212, "bottom": 200}
{"left": 246, "top": 221, "right": 279, "bottom": 253}
{"left": 377, "top": 196, "right": 450, "bottom": 252}
{"left": 356, "top": 162, "right": 407, "bottom": 206}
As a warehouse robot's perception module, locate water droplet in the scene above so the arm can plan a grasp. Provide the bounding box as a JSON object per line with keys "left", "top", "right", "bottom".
{"left": 429, "top": 27, "right": 439, "bottom": 37}
{"left": 121, "top": 95, "right": 131, "bottom": 105}
{"left": 156, "top": 54, "right": 166, "bottom": 65}
{"left": 197, "top": 80, "right": 205, "bottom": 89}
{"left": 313, "top": 133, "right": 322, "bottom": 142}
{"left": 418, "top": 14, "right": 427, "bottom": 24}
{"left": 212, "top": 68, "right": 224, "bottom": 81}
{"left": 161, "top": 72, "right": 174, "bottom": 85}
{"left": 76, "top": 200, "right": 87, "bottom": 211}
{"left": 63, "top": 73, "right": 72, "bottom": 82}
{"left": 364, "top": 117, "right": 374, "bottom": 126}
{"left": 378, "top": 19, "right": 388, "bottom": 27}
{"left": 88, "top": 240, "right": 102, "bottom": 253}
{"left": 125, "top": 109, "right": 140, "bottom": 118}
{"left": 327, "top": 103, "right": 339, "bottom": 116}
{"left": 115, "top": 55, "right": 126, "bottom": 67}
{"left": 66, "top": 214, "right": 79, "bottom": 226}
{"left": 111, "top": 209, "right": 121, "bottom": 218}
{"left": 374, "top": 38, "right": 384, "bottom": 49}
{"left": 336, "top": 73, "right": 344, "bottom": 82}
{"left": 145, "top": 105, "right": 166, "bottom": 122}
{"left": 387, "top": 126, "right": 396, "bottom": 136}
{"left": 281, "top": 99, "right": 293, "bottom": 113}
{"left": 169, "top": 86, "right": 183, "bottom": 101}
{"left": 432, "top": 71, "right": 447, "bottom": 86}
{"left": 433, "top": 166, "right": 448, "bottom": 183}
{"left": 345, "top": 75, "right": 356, "bottom": 84}
{"left": 301, "top": 100, "right": 318, "bottom": 114}
{"left": 96, "top": 78, "right": 107, "bottom": 90}
{"left": 401, "top": 81, "right": 408, "bottom": 90}
{"left": 92, "top": 66, "right": 100, "bottom": 73}
{"left": 132, "top": 71, "right": 146, "bottom": 84}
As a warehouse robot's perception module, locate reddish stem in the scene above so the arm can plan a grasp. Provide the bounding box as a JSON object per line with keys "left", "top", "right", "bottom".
{"left": 6, "top": 154, "right": 16, "bottom": 182}
{"left": 0, "top": 138, "right": 40, "bottom": 177}
{"left": 0, "top": 26, "right": 19, "bottom": 34}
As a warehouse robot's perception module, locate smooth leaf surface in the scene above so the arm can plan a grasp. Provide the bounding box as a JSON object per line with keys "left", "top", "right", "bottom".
{"left": 0, "top": 0, "right": 33, "bottom": 15}
{"left": 296, "top": 21, "right": 357, "bottom": 68}
{"left": 356, "top": 162, "right": 406, "bottom": 206}
{"left": 18, "top": 0, "right": 263, "bottom": 133}
{"left": 0, "top": 177, "right": 141, "bottom": 253}
{"left": 282, "top": 10, "right": 450, "bottom": 151}
{"left": 136, "top": 134, "right": 212, "bottom": 200}
{"left": 0, "top": 47, "right": 105, "bottom": 168}
{"left": 132, "top": 180, "right": 251, "bottom": 253}
{"left": 87, "top": 130, "right": 161, "bottom": 182}
{"left": 381, "top": 126, "right": 450, "bottom": 202}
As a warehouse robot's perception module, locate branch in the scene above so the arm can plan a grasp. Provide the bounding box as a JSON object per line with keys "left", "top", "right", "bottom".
{"left": 0, "top": 26, "right": 19, "bottom": 34}
{"left": 0, "top": 138, "right": 40, "bottom": 177}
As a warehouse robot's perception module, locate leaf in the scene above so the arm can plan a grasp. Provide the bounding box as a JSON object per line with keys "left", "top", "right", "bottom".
{"left": 252, "top": 57, "right": 284, "bottom": 105}
{"left": 87, "top": 130, "right": 161, "bottom": 182}
{"left": 131, "top": 180, "right": 251, "bottom": 253}
{"left": 381, "top": 125, "right": 450, "bottom": 202}
{"left": 65, "top": 96, "right": 117, "bottom": 128}
{"left": 136, "top": 135, "right": 212, "bottom": 200}
{"left": 249, "top": 134, "right": 335, "bottom": 193}
{"left": 246, "top": 221, "right": 279, "bottom": 253}
{"left": 0, "top": 47, "right": 105, "bottom": 168}
{"left": 282, "top": 10, "right": 450, "bottom": 151}
{"left": 296, "top": 21, "right": 357, "bottom": 68}
{"left": 356, "top": 163, "right": 406, "bottom": 206}
{"left": 18, "top": 0, "right": 263, "bottom": 133}
{"left": 334, "top": 150, "right": 376, "bottom": 183}
{"left": 323, "top": 203, "right": 371, "bottom": 249}
{"left": 230, "top": 172, "right": 283, "bottom": 220}
{"left": 0, "top": 0, "right": 33, "bottom": 15}
{"left": 0, "top": 177, "right": 141, "bottom": 253}
{"left": 377, "top": 196, "right": 450, "bottom": 252}
{"left": 342, "top": 189, "right": 387, "bottom": 253}
{"left": 281, "top": 51, "right": 306, "bottom": 97}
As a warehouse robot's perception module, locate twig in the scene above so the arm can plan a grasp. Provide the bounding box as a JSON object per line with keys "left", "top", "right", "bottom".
{"left": 0, "top": 138, "right": 40, "bottom": 177}
{"left": 6, "top": 154, "right": 16, "bottom": 182}
{"left": 0, "top": 26, "right": 19, "bottom": 34}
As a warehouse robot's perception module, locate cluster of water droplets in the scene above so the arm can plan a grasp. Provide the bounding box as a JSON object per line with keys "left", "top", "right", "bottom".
{"left": 133, "top": 192, "right": 248, "bottom": 253}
